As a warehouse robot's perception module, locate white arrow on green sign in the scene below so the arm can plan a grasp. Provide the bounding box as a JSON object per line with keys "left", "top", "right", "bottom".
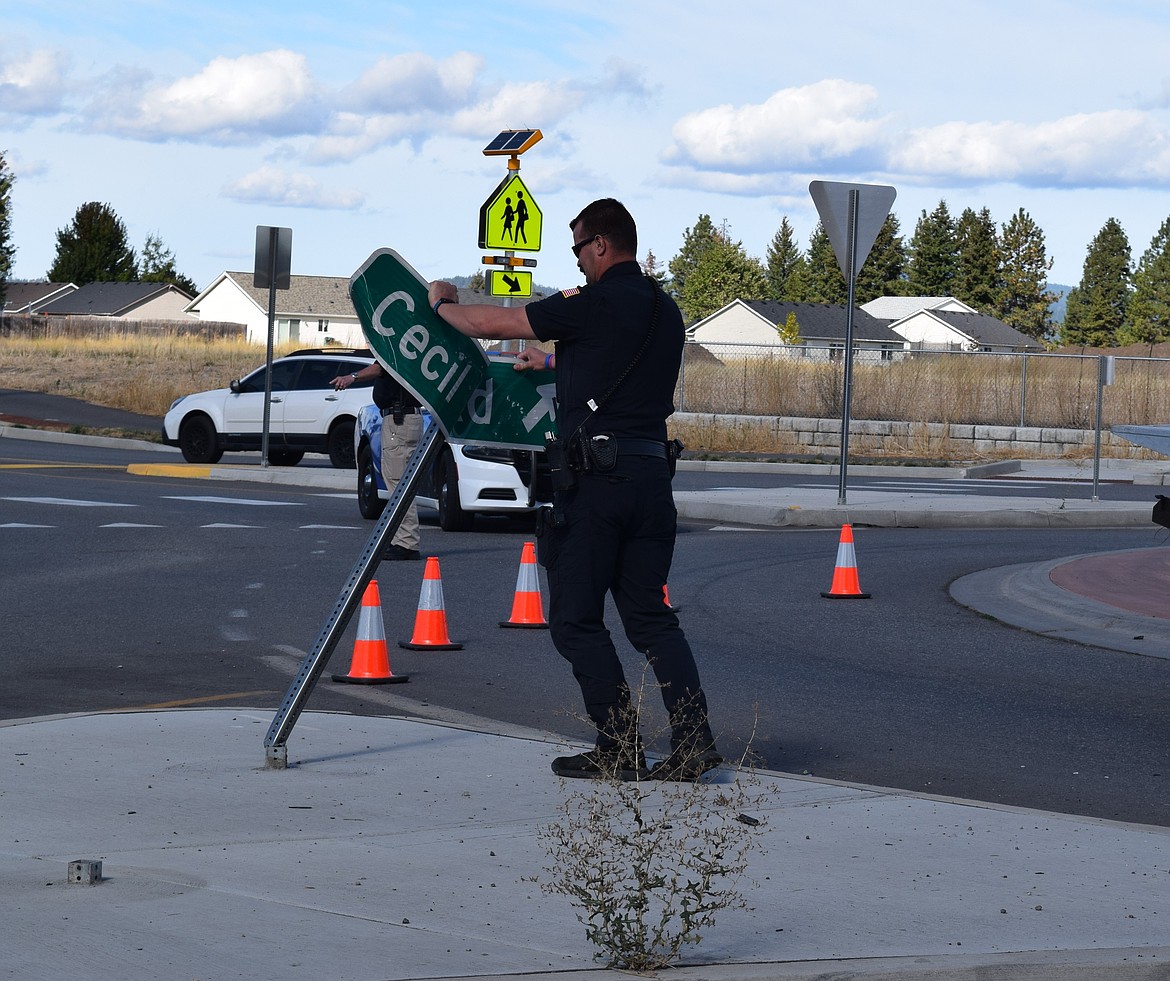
{"left": 349, "top": 249, "right": 557, "bottom": 450}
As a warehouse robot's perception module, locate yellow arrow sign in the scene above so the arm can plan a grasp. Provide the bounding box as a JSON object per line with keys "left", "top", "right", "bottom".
{"left": 488, "top": 269, "right": 532, "bottom": 297}
{"left": 478, "top": 175, "right": 542, "bottom": 252}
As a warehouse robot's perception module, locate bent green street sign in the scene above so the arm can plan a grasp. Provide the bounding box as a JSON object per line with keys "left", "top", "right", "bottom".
{"left": 349, "top": 248, "right": 556, "bottom": 450}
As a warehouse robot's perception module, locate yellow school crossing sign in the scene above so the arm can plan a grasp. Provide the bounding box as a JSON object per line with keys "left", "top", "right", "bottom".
{"left": 478, "top": 174, "right": 542, "bottom": 252}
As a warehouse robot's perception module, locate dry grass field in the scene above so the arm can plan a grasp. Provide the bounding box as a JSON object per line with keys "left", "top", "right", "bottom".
{"left": 3, "top": 332, "right": 1169, "bottom": 460}
{"left": 0, "top": 335, "right": 300, "bottom": 422}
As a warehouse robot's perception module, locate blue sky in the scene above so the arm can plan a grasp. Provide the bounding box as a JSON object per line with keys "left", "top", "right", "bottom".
{"left": 4, "top": 0, "right": 1170, "bottom": 295}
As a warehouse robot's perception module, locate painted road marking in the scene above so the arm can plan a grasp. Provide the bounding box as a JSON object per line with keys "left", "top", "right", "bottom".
{"left": 164, "top": 496, "right": 303, "bottom": 506}
{"left": 2, "top": 496, "right": 136, "bottom": 507}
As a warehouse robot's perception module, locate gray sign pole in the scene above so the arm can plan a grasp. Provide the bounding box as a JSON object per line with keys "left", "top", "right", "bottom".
{"left": 1092, "top": 355, "right": 1114, "bottom": 502}
{"left": 838, "top": 190, "right": 860, "bottom": 505}
{"left": 264, "top": 421, "right": 444, "bottom": 766}
{"left": 254, "top": 226, "right": 292, "bottom": 468}
{"left": 809, "top": 181, "right": 896, "bottom": 505}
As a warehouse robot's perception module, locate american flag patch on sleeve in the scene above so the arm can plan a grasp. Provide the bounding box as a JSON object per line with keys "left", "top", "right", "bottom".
{"left": 560, "top": 287, "right": 581, "bottom": 298}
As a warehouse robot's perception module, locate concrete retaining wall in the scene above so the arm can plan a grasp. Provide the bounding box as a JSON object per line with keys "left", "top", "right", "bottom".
{"left": 673, "top": 412, "right": 1154, "bottom": 459}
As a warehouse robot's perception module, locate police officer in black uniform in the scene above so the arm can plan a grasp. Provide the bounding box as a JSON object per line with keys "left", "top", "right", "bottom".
{"left": 332, "top": 363, "right": 423, "bottom": 560}
{"left": 427, "top": 198, "right": 719, "bottom": 781}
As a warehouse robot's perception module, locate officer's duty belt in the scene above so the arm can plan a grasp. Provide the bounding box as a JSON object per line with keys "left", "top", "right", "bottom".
{"left": 613, "top": 438, "right": 667, "bottom": 459}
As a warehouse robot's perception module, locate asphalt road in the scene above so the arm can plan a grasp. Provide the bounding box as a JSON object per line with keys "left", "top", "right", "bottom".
{"left": 3, "top": 433, "right": 1169, "bottom": 828}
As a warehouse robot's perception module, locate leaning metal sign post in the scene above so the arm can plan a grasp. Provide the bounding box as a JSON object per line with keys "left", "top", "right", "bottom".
{"left": 809, "top": 181, "right": 896, "bottom": 505}
{"left": 264, "top": 248, "right": 557, "bottom": 766}
{"left": 253, "top": 226, "right": 292, "bottom": 468}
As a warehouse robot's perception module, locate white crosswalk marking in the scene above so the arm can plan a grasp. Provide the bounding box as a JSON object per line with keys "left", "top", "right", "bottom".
{"left": 164, "top": 496, "right": 302, "bottom": 506}
{"left": 2, "top": 496, "right": 135, "bottom": 507}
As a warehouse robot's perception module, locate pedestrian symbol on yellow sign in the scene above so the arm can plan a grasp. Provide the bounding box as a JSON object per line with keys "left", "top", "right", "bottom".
{"left": 479, "top": 175, "right": 542, "bottom": 253}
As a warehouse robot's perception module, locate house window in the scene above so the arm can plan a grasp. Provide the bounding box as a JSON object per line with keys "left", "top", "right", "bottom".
{"left": 317, "top": 319, "right": 329, "bottom": 333}
{"left": 276, "top": 318, "right": 301, "bottom": 343}
{"left": 881, "top": 346, "right": 895, "bottom": 362}
{"left": 828, "top": 344, "right": 844, "bottom": 363}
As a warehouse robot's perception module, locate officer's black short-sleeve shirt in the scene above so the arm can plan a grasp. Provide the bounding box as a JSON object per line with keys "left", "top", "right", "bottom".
{"left": 525, "top": 261, "right": 684, "bottom": 441}
{"left": 372, "top": 370, "right": 420, "bottom": 411}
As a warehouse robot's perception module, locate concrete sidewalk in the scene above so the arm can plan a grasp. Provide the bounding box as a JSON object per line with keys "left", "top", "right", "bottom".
{"left": 3, "top": 708, "right": 1169, "bottom": 981}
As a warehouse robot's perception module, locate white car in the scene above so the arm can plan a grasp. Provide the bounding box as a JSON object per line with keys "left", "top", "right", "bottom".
{"left": 355, "top": 403, "right": 551, "bottom": 530}
{"left": 163, "top": 348, "right": 375, "bottom": 467}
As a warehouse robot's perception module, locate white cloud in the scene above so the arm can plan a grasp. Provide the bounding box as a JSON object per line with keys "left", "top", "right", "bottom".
{"left": 222, "top": 166, "right": 365, "bottom": 209}
{"left": 663, "top": 79, "right": 887, "bottom": 172}
{"left": 0, "top": 48, "right": 71, "bottom": 115}
{"left": 96, "top": 50, "right": 323, "bottom": 143}
{"left": 889, "top": 110, "right": 1170, "bottom": 188}
{"left": 449, "top": 80, "right": 589, "bottom": 138}
{"left": 340, "top": 52, "right": 482, "bottom": 113}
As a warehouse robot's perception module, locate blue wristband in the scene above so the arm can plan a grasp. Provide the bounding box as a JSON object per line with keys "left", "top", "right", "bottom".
{"left": 432, "top": 297, "right": 453, "bottom": 316}
{"left": 544, "top": 352, "right": 553, "bottom": 370}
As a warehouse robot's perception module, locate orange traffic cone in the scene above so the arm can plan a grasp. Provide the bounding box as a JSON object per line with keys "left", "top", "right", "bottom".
{"left": 663, "top": 583, "right": 680, "bottom": 613}
{"left": 500, "top": 541, "right": 548, "bottom": 628}
{"left": 399, "top": 556, "right": 463, "bottom": 650}
{"left": 821, "top": 524, "right": 871, "bottom": 599}
{"left": 333, "top": 580, "right": 410, "bottom": 683}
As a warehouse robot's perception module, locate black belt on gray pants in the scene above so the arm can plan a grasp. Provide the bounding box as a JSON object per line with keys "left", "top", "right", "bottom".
{"left": 381, "top": 406, "right": 420, "bottom": 417}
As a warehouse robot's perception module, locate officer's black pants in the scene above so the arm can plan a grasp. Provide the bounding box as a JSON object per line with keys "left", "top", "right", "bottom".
{"left": 541, "top": 456, "right": 713, "bottom": 752}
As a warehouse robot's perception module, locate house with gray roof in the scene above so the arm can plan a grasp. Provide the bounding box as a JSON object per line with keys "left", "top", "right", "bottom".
{"left": 885, "top": 308, "right": 1042, "bottom": 353}
{"left": 185, "top": 272, "right": 546, "bottom": 347}
{"left": 860, "top": 295, "right": 977, "bottom": 321}
{"left": 2, "top": 282, "right": 78, "bottom": 315}
{"left": 36, "top": 281, "right": 194, "bottom": 320}
{"left": 687, "top": 299, "right": 908, "bottom": 362}
{"left": 861, "top": 295, "right": 1042, "bottom": 353}
{"left": 185, "top": 272, "right": 361, "bottom": 345}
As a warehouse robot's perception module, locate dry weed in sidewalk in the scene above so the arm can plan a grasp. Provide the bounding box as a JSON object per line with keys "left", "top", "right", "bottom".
{"left": 533, "top": 689, "right": 769, "bottom": 971}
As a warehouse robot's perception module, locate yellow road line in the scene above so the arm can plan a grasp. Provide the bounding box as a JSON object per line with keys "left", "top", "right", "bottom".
{"left": 105, "top": 691, "right": 275, "bottom": 712}
{"left": 127, "top": 463, "right": 212, "bottom": 478}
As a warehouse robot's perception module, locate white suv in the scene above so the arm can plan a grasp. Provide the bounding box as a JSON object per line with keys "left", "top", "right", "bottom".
{"left": 162, "top": 348, "right": 375, "bottom": 467}
{"left": 354, "top": 403, "right": 551, "bottom": 530}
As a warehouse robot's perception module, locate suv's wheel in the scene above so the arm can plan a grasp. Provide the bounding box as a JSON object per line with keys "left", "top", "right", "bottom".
{"left": 178, "top": 415, "right": 223, "bottom": 464}
{"left": 327, "top": 418, "right": 356, "bottom": 469}
{"left": 357, "top": 443, "right": 386, "bottom": 520}
{"left": 267, "top": 449, "right": 304, "bottom": 466}
{"left": 437, "top": 451, "right": 474, "bottom": 532}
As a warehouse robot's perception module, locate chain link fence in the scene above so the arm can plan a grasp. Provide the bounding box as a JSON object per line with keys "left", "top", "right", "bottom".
{"left": 677, "top": 342, "right": 1170, "bottom": 430}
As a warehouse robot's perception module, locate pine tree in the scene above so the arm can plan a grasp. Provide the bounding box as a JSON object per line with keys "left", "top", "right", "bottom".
{"left": 764, "top": 217, "right": 805, "bottom": 301}
{"left": 139, "top": 232, "right": 198, "bottom": 295}
{"left": 996, "top": 208, "right": 1056, "bottom": 341}
{"left": 641, "top": 249, "right": 669, "bottom": 287}
{"left": 1061, "top": 217, "right": 1131, "bottom": 348}
{"left": 907, "top": 200, "right": 958, "bottom": 295}
{"left": 1120, "top": 216, "right": 1170, "bottom": 345}
{"left": 0, "top": 150, "right": 14, "bottom": 309}
{"left": 675, "top": 229, "right": 767, "bottom": 322}
{"left": 855, "top": 213, "right": 907, "bottom": 302}
{"left": 797, "top": 222, "right": 847, "bottom": 303}
{"left": 48, "top": 202, "right": 137, "bottom": 285}
{"left": 668, "top": 215, "right": 719, "bottom": 303}
{"left": 954, "top": 207, "right": 1001, "bottom": 312}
